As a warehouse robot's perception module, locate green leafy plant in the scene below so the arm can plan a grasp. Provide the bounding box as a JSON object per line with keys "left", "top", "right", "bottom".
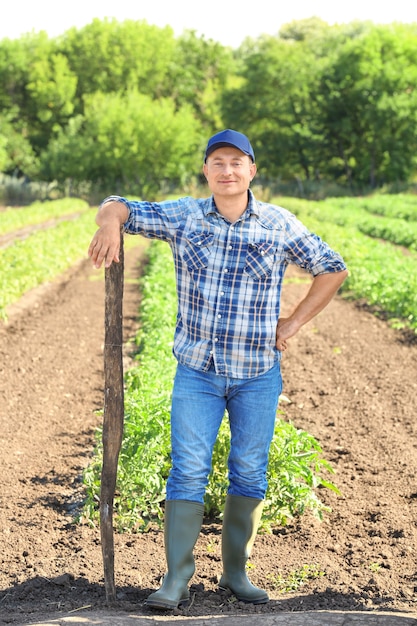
{"left": 368, "top": 562, "right": 381, "bottom": 573}
{"left": 268, "top": 564, "right": 325, "bottom": 593}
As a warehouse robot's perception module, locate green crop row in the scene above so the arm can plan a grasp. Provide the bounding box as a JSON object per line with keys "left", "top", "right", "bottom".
{"left": 81, "top": 240, "right": 339, "bottom": 533}
{"left": 0, "top": 198, "right": 90, "bottom": 236}
{"left": 324, "top": 193, "right": 417, "bottom": 222}
{"left": 357, "top": 216, "right": 417, "bottom": 251}
{"left": 0, "top": 209, "right": 96, "bottom": 318}
{"left": 321, "top": 194, "right": 417, "bottom": 250}
{"left": 277, "top": 196, "right": 417, "bottom": 330}
{"left": 280, "top": 195, "right": 417, "bottom": 251}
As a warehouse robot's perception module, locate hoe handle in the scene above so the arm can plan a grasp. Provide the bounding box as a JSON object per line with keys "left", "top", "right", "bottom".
{"left": 100, "top": 229, "right": 124, "bottom": 604}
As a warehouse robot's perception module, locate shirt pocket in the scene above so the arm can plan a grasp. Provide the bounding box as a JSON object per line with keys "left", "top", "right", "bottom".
{"left": 182, "top": 231, "right": 215, "bottom": 270}
{"left": 244, "top": 241, "right": 277, "bottom": 280}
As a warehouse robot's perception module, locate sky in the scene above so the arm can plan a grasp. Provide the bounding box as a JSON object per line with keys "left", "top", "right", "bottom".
{"left": 2, "top": 0, "right": 416, "bottom": 48}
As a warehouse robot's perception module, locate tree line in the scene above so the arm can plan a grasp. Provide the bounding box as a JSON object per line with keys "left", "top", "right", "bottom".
{"left": 1, "top": 16, "right": 416, "bottom": 198}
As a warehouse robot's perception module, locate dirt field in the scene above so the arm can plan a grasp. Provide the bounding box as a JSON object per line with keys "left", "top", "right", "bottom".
{"left": 0, "top": 232, "right": 417, "bottom": 625}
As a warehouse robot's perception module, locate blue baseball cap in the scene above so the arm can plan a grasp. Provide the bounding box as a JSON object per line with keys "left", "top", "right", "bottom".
{"left": 204, "top": 129, "right": 255, "bottom": 162}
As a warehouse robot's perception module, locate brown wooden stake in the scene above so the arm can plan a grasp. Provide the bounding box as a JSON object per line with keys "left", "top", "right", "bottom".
{"left": 100, "top": 230, "right": 124, "bottom": 604}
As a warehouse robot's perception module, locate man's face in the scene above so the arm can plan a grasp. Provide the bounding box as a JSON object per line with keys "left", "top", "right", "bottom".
{"left": 203, "top": 147, "right": 257, "bottom": 198}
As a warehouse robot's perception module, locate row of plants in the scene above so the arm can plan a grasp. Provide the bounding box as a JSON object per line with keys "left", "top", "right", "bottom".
{"left": 357, "top": 216, "right": 417, "bottom": 252}
{"left": 325, "top": 193, "right": 417, "bottom": 221}
{"left": 320, "top": 194, "right": 417, "bottom": 251}
{"left": 279, "top": 195, "right": 417, "bottom": 330}
{"left": 0, "top": 207, "right": 96, "bottom": 318}
{"left": 324, "top": 195, "right": 417, "bottom": 251}
{"left": 0, "top": 199, "right": 146, "bottom": 319}
{"left": 281, "top": 194, "right": 417, "bottom": 249}
{"left": 81, "top": 240, "right": 339, "bottom": 532}
{"left": 0, "top": 198, "right": 90, "bottom": 237}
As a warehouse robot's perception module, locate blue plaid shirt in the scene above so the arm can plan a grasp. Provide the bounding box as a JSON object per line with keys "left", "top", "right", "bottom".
{"left": 103, "top": 191, "right": 346, "bottom": 379}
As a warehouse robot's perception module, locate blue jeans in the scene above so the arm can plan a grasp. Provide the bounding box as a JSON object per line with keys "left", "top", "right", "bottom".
{"left": 166, "top": 361, "right": 282, "bottom": 503}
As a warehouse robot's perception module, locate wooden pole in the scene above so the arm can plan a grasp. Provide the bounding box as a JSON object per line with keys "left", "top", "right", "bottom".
{"left": 100, "top": 230, "right": 124, "bottom": 604}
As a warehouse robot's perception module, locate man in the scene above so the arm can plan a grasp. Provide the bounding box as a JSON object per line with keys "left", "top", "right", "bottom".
{"left": 88, "top": 129, "right": 348, "bottom": 610}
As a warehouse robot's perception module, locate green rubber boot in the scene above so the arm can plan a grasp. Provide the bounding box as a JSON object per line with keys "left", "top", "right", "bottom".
{"left": 219, "top": 494, "right": 269, "bottom": 604}
{"left": 146, "top": 500, "right": 204, "bottom": 610}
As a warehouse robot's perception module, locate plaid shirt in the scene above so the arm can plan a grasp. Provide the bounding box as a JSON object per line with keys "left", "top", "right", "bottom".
{"left": 103, "top": 191, "right": 346, "bottom": 379}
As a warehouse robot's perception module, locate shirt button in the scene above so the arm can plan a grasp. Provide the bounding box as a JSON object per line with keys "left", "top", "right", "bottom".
{"left": 217, "top": 314, "right": 222, "bottom": 319}
{"left": 228, "top": 245, "right": 233, "bottom": 250}
{"left": 214, "top": 337, "right": 219, "bottom": 342}
{"left": 224, "top": 268, "right": 228, "bottom": 273}
{"left": 261, "top": 250, "right": 265, "bottom": 256}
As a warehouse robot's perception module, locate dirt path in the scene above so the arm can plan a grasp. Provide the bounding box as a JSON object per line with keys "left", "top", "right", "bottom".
{"left": 0, "top": 238, "right": 416, "bottom": 624}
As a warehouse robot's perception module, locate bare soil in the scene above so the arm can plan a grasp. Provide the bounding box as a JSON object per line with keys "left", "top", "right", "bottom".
{"left": 1, "top": 234, "right": 417, "bottom": 625}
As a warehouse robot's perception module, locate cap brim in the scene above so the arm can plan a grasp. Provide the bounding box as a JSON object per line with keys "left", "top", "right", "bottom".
{"left": 205, "top": 142, "right": 253, "bottom": 161}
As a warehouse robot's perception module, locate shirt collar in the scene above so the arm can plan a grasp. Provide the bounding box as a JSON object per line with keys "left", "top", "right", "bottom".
{"left": 204, "top": 190, "right": 260, "bottom": 218}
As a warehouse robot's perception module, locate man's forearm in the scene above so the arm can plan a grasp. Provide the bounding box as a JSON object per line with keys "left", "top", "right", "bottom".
{"left": 276, "top": 269, "right": 348, "bottom": 349}
{"left": 289, "top": 270, "right": 348, "bottom": 328}
{"left": 96, "top": 200, "right": 129, "bottom": 228}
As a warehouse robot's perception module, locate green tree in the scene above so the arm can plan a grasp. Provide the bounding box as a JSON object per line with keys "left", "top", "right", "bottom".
{"left": 221, "top": 33, "right": 326, "bottom": 181}
{"left": 0, "top": 109, "right": 39, "bottom": 176}
{"left": 40, "top": 90, "right": 203, "bottom": 196}
{"left": 58, "top": 19, "right": 176, "bottom": 104}
{"left": 164, "top": 30, "right": 235, "bottom": 129}
{"left": 317, "top": 24, "right": 417, "bottom": 187}
{"left": 25, "top": 52, "right": 77, "bottom": 151}
{"left": 221, "top": 21, "right": 417, "bottom": 187}
{"left": 0, "top": 36, "right": 42, "bottom": 176}
{"left": 0, "top": 33, "right": 77, "bottom": 172}
{"left": 0, "top": 37, "right": 32, "bottom": 111}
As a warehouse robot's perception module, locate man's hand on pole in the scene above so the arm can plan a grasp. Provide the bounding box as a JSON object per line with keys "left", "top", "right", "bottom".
{"left": 88, "top": 201, "right": 129, "bottom": 269}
